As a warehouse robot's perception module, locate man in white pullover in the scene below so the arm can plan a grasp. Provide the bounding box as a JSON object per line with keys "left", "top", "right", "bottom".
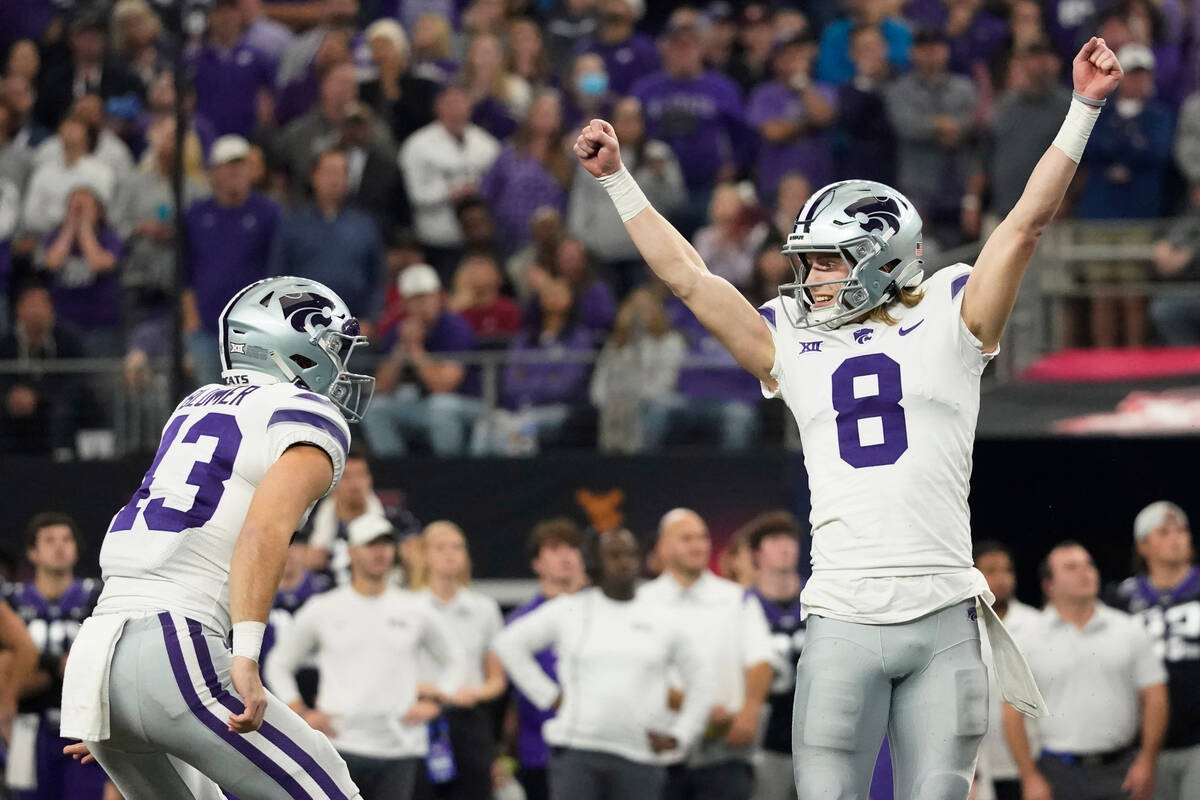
{"left": 493, "top": 528, "right": 714, "bottom": 800}
{"left": 639, "top": 508, "right": 775, "bottom": 800}
{"left": 265, "top": 513, "right": 466, "bottom": 799}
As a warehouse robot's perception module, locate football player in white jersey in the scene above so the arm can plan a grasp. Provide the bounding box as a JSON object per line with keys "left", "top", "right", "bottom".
{"left": 58, "top": 277, "right": 374, "bottom": 800}
{"left": 574, "top": 37, "right": 1123, "bottom": 800}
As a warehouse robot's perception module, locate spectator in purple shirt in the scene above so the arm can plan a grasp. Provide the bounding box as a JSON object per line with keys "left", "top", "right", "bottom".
{"left": 747, "top": 32, "right": 837, "bottom": 204}
{"left": 479, "top": 90, "right": 571, "bottom": 258}
{"left": 189, "top": 0, "right": 276, "bottom": 138}
{"left": 538, "top": 237, "right": 616, "bottom": 339}
{"left": 641, "top": 296, "right": 761, "bottom": 452}
{"left": 35, "top": 185, "right": 123, "bottom": 357}
{"left": 503, "top": 518, "right": 586, "bottom": 800}
{"left": 630, "top": 16, "right": 750, "bottom": 235}
{"left": 462, "top": 31, "right": 531, "bottom": 142}
{"left": 576, "top": 0, "right": 659, "bottom": 95}
{"left": 486, "top": 277, "right": 595, "bottom": 454}
{"left": 914, "top": 0, "right": 1009, "bottom": 78}
{"left": 364, "top": 264, "right": 483, "bottom": 457}
{"left": 273, "top": 26, "right": 352, "bottom": 127}
{"left": 182, "top": 135, "right": 281, "bottom": 387}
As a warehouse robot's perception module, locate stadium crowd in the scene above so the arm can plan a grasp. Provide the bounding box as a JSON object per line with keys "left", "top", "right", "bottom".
{"left": 4, "top": 0, "right": 1200, "bottom": 457}
{"left": 0, "top": 450, "right": 1196, "bottom": 800}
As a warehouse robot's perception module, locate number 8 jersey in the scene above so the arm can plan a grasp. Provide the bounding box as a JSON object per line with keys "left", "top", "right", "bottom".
{"left": 758, "top": 266, "right": 994, "bottom": 625}
{"left": 93, "top": 381, "right": 351, "bottom": 635}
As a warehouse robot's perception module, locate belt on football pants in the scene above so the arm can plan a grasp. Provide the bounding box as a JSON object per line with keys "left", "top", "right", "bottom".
{"left": 1040, "top": 745, "right": 1135, "bottom": 767}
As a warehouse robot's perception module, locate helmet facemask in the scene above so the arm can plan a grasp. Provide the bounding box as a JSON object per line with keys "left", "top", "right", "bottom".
{"left": 273, "top": 317, "right": 374, "bottom": 423}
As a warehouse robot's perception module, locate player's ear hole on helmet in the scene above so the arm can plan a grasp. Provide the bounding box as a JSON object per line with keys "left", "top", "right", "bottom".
{"left": 290, "top": 354, "right": 318, "bottom": 369}
{"left": 879, "top": 259, "right": 900, "bottom": 274}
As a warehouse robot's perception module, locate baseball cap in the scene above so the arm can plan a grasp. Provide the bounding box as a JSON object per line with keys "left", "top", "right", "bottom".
{"left": 398, "top": 264, "right": 441, "bottom": 297}
{"left": 1133, "top": 501, "right": 1188, "bottom": 541}
{"left": 347, "top": 513, "right": 397, "bottom": 548}
{"left": 210, "top": 135, "right": 250, "bottom": 166}
{"left": 1117, "top": 43, "right": 1155, "bottom": 72}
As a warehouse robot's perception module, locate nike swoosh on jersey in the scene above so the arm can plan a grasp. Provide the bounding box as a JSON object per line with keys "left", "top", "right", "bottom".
{"left": 898, "top": 320, "right": 925, "bottom": 336}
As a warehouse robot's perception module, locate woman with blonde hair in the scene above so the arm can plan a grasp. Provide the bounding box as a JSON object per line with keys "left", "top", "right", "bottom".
{"left": 110, "top": 0, "right": 169, "bottom": 89}
{"left": 416, "top": 521, "right": 507, "bottom": 800}
{"left": 411, "top": 13, "right": 458, "bottom": 84}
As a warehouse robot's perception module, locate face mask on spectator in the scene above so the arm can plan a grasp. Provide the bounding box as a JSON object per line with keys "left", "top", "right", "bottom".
{"left": 578, "top": 72, "right": 609, "bottom": 98}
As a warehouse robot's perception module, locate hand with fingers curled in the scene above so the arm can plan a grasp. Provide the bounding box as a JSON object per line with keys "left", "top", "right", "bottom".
{"left": 1073, "top": 36, "right": 1123, "bottom": 102}
{"left": 573, "top": 119, "right": 624, "bottom": 179}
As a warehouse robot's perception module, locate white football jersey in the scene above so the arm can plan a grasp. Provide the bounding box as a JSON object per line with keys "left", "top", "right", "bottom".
{"left": 759, "top": 266, "right": 993, "bottom": 624}
{"left": 93, "top": 380, "right": 351, "bottom": 635}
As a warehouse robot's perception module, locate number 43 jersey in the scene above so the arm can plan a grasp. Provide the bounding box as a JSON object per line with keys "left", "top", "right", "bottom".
{"left": 758, "top": 265, "right": 994, "bottom": 624}
{"left": 94, "top": 381, "right": 351, "bottom": 635}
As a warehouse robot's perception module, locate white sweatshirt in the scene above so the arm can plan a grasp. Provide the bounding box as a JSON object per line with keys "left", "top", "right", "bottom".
{"left": 264, "top": 585, "right": 466, "bottom": 759}
{"left": 492, "top": 587, "right": 714, "bottom": 765}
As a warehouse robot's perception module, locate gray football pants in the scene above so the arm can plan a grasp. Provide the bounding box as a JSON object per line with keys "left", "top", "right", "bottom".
{"left": 791, "top": 600, "right": 987, "bottom": 800}
{"left": 86, "top": 612, "right": 361, "bottom": 800}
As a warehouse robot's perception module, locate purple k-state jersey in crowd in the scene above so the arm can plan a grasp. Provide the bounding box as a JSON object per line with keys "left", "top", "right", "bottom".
{"left": 4, "top": 578, "right": 103, "bottom": 714}
{"left": 1106, "top": 566, "right": 1200, "bottom": 748}
{"left": 505, "top": 593, "right": 559, "bottom": 769}
{"left": 630, "top": 70, "right": 750, "bottom": 192}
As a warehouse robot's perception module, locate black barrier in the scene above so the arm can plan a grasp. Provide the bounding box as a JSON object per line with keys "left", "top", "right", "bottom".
{"left": 2, "top": 439, "right": 1194, "bottom": 603}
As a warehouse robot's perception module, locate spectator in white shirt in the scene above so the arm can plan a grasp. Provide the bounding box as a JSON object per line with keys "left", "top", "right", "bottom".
{"left": 973, "top": 540, "right": 1041, "bottom": 800}
{"left": 414, "top": 520, "right": 508, "bottom": 800}
{"left": 493, "top": 528, "right": 713, "bottom": 800}
{"left": 399, "top": 83, "right": 500, "bottom": 275}
{"left": 1005, "top": 542, "right": 1168, "bottom": 800}
{"left": 639, "top": 508, "right": 775, "bottom": 800}
{"left": 19, "top": 115, "right": 113, "bottom": 243}
{"left": 265, "top": 514, "right": 466, "bottom": 800}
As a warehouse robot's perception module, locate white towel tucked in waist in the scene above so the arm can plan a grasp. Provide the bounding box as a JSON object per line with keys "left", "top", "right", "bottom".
{"left": 977, "top": 596, "right": 1049, "bottom": 718}
{"left": 59, "top": 613, "right": 133, "bottom": 741}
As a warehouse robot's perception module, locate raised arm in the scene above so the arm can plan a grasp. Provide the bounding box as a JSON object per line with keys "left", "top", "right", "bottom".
{"left": 227, "top": 444, "right": 334, "bottom": 734}
{"left": 573, "top": 120, "right": 776, "bottom": 385}
{"left": 964, "top": 37, "right": 1123, "bottom": 351}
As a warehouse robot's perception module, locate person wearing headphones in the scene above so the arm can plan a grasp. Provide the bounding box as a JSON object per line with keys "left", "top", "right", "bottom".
{"left": 492, "top": 528, "right": 714, "bottom": 800}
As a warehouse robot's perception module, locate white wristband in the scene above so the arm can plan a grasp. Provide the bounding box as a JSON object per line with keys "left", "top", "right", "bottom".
{"left": 232, "top": 621, "right": 267, "bottom": 662}
{"left": 598, "top": 166, "right": 650, "bottom": 222}
{"left": 1052, "top": 97, "right": 1102, "bottom": 164}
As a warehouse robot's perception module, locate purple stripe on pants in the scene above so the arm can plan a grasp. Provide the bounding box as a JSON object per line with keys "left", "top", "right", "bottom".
{"left": 185, "top": 620, "right": 349, "bottom": 800}
{"left": 157, "top": 612, "right": 313, "bottom": 800}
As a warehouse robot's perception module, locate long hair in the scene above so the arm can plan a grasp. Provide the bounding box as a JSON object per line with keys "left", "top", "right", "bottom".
{"left": 410, "top": 520, "right": 472, "bottom": 590}
{"left": 512, "top": 89, "right": 571, "bottom": 187}
{"left": 869, "top": 286, "right": 925, "bottom": 325}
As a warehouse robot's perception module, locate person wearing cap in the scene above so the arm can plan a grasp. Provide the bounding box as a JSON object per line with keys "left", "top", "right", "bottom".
{"left": 630, "top": 12, "right": 751, "bottom": 234}
{"left": 1075, "top": 41, "right": 1174, "bottom": 349}
{"left": 265, "top": 513, "right": 466, "bottom": 800}
{"left": 964, "top": 38, "right": 1070, "bottom": 241}
{"left": 1076, "top": 43, "right": 1174, "bottom": 219}
{"left": 816, "top": 0, "right": 911, "bottom": 86}
{"left": 1106, "top": 502, "right": 1200, "bottom": 800}
{"left": 884, "top": 26, "right": 979, "bottom": 249}
{"left": 747, "top": 31, "right": 836, "bottom": 203}
{"left": 363, "top": 263, "right": 482, "bottom": 457}
{"left": 724, "top": 3, "right": 774, "bottom": 97}
{"left": 399, "top": 83, "right": 500, "bottom": 271}
{"left": 34, "top": 183, "right": 124, "bottom": 357}
{"left": 412, "top": 522, "right": 507, "bottom": 800}
{"left": 574, "top": 0, "right": 658, "bottom": 96}
{"left": 33, "top": 12, "right": 142, "bottom": 131}
{"left": 269, "top": 147, "right": 384, "bottom": 328}
{"left": 182, "top": 134, "right": 281, "bottom": 387}
{"left": 1005, "top": 542, "right": 1167, "bottom": 800}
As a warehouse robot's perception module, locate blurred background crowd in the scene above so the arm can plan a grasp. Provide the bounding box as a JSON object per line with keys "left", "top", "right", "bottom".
{"left": 1, "top": 456, "right": 1195, "bottom": 800}
{"left": 3, "top": 0, "right": 1200, "bottom": 458}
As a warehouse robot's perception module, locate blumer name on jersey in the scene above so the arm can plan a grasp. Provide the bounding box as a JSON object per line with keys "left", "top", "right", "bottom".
{"left": 178, "top": 385, "right": 262, "bottom": 410}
